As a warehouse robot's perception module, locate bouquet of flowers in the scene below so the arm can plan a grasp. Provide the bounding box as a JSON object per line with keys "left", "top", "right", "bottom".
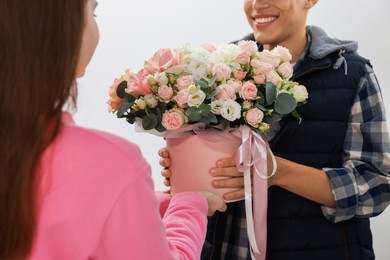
{"left": 107, "top": 41, "right": 308, "bottom": 137}
{"left": 107, "top": 41, "right": 308, "bottom": 259}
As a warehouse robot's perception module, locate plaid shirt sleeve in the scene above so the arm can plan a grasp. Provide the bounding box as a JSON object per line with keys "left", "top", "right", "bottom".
{"left": 321, "top": 64, "right": 390, "bottom": 223}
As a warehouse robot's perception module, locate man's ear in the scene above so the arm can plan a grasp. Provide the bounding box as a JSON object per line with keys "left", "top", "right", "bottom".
{"left": 305, "top": 0, "right": 319, "bottom": 9}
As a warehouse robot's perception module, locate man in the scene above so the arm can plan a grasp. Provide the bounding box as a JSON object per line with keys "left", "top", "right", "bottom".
{"left": 160, "top": 0, "right": 390, "bottom": 259}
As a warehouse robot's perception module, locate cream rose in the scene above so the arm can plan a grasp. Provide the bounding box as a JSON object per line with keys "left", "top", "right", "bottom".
{"left": 277, "top": 62, "right": 293, "bottom": 79}
{"left": 271, "top": 45, "right": 292, "bottom": 63}
{"left": 292, "top": 85, "right": 309, "bottom": 102}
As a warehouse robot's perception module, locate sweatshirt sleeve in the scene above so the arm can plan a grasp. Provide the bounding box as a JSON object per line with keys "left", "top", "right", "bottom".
{"left": 321, "top": 66, "right": 390, "bottom": 223}
{"left": 94, "top": 163, "right": 208, "bottom": 260}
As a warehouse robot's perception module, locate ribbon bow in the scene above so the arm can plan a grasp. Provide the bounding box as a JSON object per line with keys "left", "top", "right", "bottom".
{"left": 235, "top": 125, "right": 277, "bottom": 260}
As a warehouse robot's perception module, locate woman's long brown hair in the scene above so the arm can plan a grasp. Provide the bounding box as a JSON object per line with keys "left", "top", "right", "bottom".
{"left": 0, "top": 0, "right": 85, "bottom": 258}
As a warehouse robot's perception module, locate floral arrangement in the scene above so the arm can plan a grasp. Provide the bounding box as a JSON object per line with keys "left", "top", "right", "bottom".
{"left": 107, "top": 41, "right": 308, "bottom": 136}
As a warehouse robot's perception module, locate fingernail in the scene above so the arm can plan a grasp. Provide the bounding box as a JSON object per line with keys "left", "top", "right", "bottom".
{"left": 217, "top": 160, "right": 224, "bottom": 167}
{"left": 213, "top": 180, "right": 219, "bottom": 187}
{"left": 210, "top": 168, "right": 217, "bottom": 176}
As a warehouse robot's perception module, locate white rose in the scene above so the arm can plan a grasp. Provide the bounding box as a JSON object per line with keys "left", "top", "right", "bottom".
{"left": 277, "top": 62, "right": 293, "bottom": 79}
{"left": 259, "top": 50, "right": 281, "bottom": 68}
{"left": 144, "top": 94, "right": 158, "bottom": 108}
{"left": 271, "top": 45, "right": 292, "bottom": 63}
{"left": 220, "top": 99, "right": 241, "bottom": 121}
{"left": 292, "top": 85, "right": 309, "bottom": 102}
{"left": 238, "top": 40, "right": 259, "bottom": 56}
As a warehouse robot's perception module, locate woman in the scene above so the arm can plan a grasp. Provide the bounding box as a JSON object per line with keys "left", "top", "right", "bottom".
{"left": 0, "top": 0, "right": 226, "bottom": 259}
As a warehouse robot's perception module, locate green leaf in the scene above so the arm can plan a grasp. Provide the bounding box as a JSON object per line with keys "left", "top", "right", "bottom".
{"left": 257, "top": 89, "right": 265, "bottom": 105}
{"left": 116, "top": 100, "right": 131, "bottom": 118}
{"left": 185, "top": 107, "right": 202, "bottom": 122}
{"left": 142, "top": 113, "right": 158, "bottom": 130}
{"left": 274, "top": 93, "right": 297, "bottom": 115}
{"left": 194, "top": 79, "right": 209, "bottom": 90}
{"left": 124, "top": 93, "right": 136, "bottom": 103}
{"left": 291, "top": 110, "right": 302, "bottom": 124}
{"left": 206, "top": 113, "right": 218, "bottom": 124}
{"left": 254, "top": 103, "right": 266, "bottom": 111}
{"left": 125, "top": 113, "right": 136, "bottom": 124}
{"left": 208, "top": 75, "right": 217, "bottom": 87}
{"left": 155, "top": 123, "right": 166, "bottom": 132}
{"left": 116, "top": 81, "right": 128, "bottom": 98}
{"left": 265, "top": 82, "right": 277, "bottom": 105}
{"left": 199, "top": 104, "right": 211, "bottom": 116}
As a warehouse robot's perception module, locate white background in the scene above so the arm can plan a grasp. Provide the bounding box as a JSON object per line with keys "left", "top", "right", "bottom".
{"left": 75, "top": 0, "right": 390, "bottom": 258}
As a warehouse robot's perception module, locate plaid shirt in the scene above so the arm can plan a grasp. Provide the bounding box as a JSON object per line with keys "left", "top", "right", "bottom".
{"left": 218, "top": 36, "right": 390, "bottom": 259}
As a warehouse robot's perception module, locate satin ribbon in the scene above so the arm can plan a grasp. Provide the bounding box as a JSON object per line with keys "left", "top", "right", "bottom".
{"left": 235, "top": 125, "right": 277, "bottom": 260}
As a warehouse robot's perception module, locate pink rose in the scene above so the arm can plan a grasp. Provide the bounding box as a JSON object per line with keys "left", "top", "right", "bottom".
{"left": 107, "top": 78, "right": 124, "bottom": 112}
{"left": 238, "top": 40, "right": 258, "bottom": 56}
{"left": 277, "top": 62, "right": 293, "bottom": 79}
{"left": 234, "top": 68, "right": 247, "bottom": 81}
{"left": 251, "top": 59, "right": 273, "bottom": 74}
{"left": 253, "top": 72, "right": 265, "bottom": 84}
{"left": 236, "top": 50, "right": 251, "bottom": 65}
{"left": 175, "top": 75, "right": 194, "bottom": 90}
{"left": 239, "top": 81, "right": 258, "bottom": 100}
{"left": 265, "top": 70, "right": 282, "bottom": 85}
{"left": 123, "top": 69, "right": 152, "bottom": 98}
{"left": 144, "top": 48, "right": 181, "bottom": 73}
{"left": 161, "top": 108, "right": 188, "bottom": 130}
{"left": 174, "top": 89, "right": 190, "bottom": 108}
{"left": 215, "top": 84, "right": 236, "bottom": 101}
{"left": 212, "top": 62, "right": 232, "bottom": 82}
{"left": 259, "top": 50, "right": 281, "bottom": 68}
{"left": 245, "top": 108, "right": 264, "bottom": 128}
{"left": 200, "top": 43, "right": 216, "bottom": 52}
{"left": 158, "top": 84, "right": 174, "bottom": 101}
{"left": 227, "top": 78, "right": 243, "bottom": 93}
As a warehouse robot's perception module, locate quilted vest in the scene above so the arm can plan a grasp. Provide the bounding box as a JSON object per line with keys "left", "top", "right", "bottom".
{"left": 202, "top": 36, "right": 375, "bottom": 260}
{"left": 266, "top": 48, "right": 374, "bottom": 260}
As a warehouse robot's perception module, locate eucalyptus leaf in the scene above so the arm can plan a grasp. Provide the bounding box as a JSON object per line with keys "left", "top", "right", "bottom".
{"left": 124, "top": 92, "right": 136, "bottom": 103}
{"left": 194, "top": 79, "right": 209, "bottom": 90}
{"left": 208, "top": 75, "right": 217, "bottom": 87}
{"left": 185, "top": 107, "right": 202, "bottom": 122}
{"left": 142, "top": 113, "right": 158, "bottom": 130}
{"left": 199, "top": 104, "right": 211, "bottom": 116}
{"left": 257, "top": 90, "right": 265, "bottom": 105}
{"left": 266, "top": 82, "right": 277, "bottom": 105}
{"left": 116, "top": 100, "right": 131, "bottom": 118}
{"left": 254, "top": 103, "right": 266, "bottom": 111}
{"left": 126, "top": 113, "right": 136, "bottom": 124}
{"left": 274, "top": 93, "right": 297, "bottom": 115}
{"left": 116, "top": 81, "right": 128, "bottom": 98}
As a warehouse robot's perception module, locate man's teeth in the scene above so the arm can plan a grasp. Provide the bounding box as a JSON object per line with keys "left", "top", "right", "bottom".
{"left": 255, "top": 17, "right": 276, "bottom": 24}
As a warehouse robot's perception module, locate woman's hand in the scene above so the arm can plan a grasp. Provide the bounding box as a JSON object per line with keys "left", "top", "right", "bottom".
{"left": 195, "top": 191, "right": 227, "bottom": 216}
{"left": 210, "top": 157, "right": 245, "bottom": 201}
{"left": 158, "top": 147, "right": 172, "bottom": 187}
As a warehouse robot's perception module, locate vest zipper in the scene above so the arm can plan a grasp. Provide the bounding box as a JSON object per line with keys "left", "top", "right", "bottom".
{"left": 342, "top": 224, "right": 350, "bottom": 260}
{"left": 292, "top": 64, "right": 332, "bottom": 81}
{"left": 209, "top": 212, "right": 220, "bottom": 259}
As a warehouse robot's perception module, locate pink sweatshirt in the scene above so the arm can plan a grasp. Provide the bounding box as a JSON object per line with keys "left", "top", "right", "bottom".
{"left": 29, "top": 113, "right": 208, "bottom": 259}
